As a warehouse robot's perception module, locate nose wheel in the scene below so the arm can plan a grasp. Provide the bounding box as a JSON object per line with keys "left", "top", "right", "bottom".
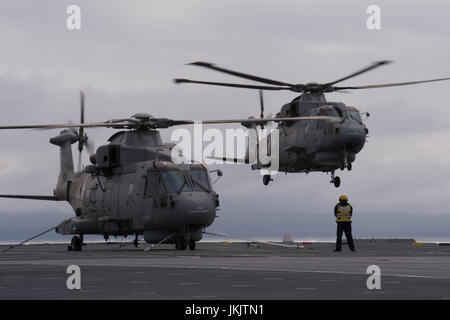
{"left": 175, "top": 239, "right": 196, "bottom": 250}
{"left": 330, "top": 171, "right": 341, "bottom": 188}
{"left": 263, "top": 175, "right": 273, "bottom": 185}
{"left": 175, "top": 228, "right": 197, "bottom": 250}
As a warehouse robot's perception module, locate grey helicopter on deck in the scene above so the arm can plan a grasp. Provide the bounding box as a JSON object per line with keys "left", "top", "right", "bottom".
{"left": 175, "top": 61, "right": 450, "bottom": 187}
{"left": 0, "top": 92, "right": 333, "bottom": 252}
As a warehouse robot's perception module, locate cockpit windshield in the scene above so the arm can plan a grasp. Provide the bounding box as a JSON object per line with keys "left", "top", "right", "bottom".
{"left": 348, "top": 110, "right": 362, "bottom": 123}
{"left": 189, "top": 169, "right": 210, "bottom": 192}
{"left": 159, "top": 170, "right": 191, "bottom": 193}
{"left": 157, "top": 168, "right": 210, "bottom": 193}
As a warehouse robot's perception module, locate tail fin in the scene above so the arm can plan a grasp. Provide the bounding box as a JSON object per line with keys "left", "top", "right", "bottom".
{"left": 50, "top": 130, "right": 78, "bottom": 200}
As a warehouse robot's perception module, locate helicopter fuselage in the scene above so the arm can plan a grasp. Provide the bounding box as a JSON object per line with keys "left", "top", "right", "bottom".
{"left": 275, "top": 93, "right": 367, "bottom": 173}
{"left": 245, "top": 93, "right": 367, "bottom": 186}
{"left": 53, "top": 129, "right": 218, "bottom": 247}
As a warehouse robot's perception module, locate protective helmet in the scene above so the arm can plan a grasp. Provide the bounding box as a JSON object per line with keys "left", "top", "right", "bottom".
{"left": 339, "top": 194, "right": 348, "bottom": 201}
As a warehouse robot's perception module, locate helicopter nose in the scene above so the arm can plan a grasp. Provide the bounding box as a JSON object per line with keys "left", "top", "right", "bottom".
{"left": 336, "top": 124, "right": 366, "bottom": 151}
{"left": 176, "top": 193, "right": 216, "bottom": 226}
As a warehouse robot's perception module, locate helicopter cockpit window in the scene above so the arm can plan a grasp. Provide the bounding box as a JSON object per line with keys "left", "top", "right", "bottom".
{"left": 348, "top": 110, "right": 363, "bottom": 123}
{"left": 317, "top": 107, "right": 340, "bottom": 128}
{"left": 160, "top": 170, "right": 191, "bottom": 193}
{"left": 189, "top": 169, "right": 210, "bottom": 192}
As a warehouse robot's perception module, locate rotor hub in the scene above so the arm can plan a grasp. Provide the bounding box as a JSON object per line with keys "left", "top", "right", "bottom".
{"left": 132, "top": 113, "right": 153, "bottom": 122}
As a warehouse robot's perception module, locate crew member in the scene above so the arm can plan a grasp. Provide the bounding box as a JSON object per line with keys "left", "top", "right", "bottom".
{"left": 334, "top": 194, "right": 355, "bottom": 252}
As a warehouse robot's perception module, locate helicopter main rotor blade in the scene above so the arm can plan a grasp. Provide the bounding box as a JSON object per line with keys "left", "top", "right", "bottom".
{"left": 324, "top": 60, "right": 392, "bottom": 87}
{"left": 188, "top": 116, "right": 340, "bottom": 125}
{"left": 0, "top": 122, "right": 134, "bottom": 130}
{"left": 77, "top": 91, "right": 86, "bottom": 171}
{"left": 80, "top": 91, "right": 85, "bottom": 124}
{"left": 174, "top": 79, "right": 290, "bottom": 91}
{"left": 259, "top": 90, "right": 264, "bottom": 119}
{"left": 334, "top": 77, "right": 450, "bottom": 90}
{"left": 0, "top": 115, "right": 340, "bottom": 132}
{"left": 188, "top": 61, "right": 295, "bottom": 87}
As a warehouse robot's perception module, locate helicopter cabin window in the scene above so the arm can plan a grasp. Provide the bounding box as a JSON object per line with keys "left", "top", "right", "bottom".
{"left": 159, "top": 170, "right": 190, "bottom": 193}
{"left": 189, "top": 168, "right": 210, "bottom": 192}
{"left": 109, "top": 145, "right": 120, "bottom": 166}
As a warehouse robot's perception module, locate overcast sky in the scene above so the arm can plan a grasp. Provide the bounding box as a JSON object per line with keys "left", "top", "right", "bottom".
{"left": 0, "top": 0, "right": 450, "bottom": 242}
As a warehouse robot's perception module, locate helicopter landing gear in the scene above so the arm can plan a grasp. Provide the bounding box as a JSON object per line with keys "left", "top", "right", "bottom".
{"left": 175, "top": 226, "right": 197, "bottom": 251}
{"left": 175, "top": 240, "right": 187, "bottom": 250}
{"left": 263, "top": 175, "right": 273, "bottom": 185}
{"left": 175, "top": 231, "right": 197, "bottom": 250}
{"left": 340, "top": 162, "right": 352, "bottom": 171}
{"left": 189, "top": 239, "right": 196, "bottom": 251}
{"left": 68, "top": 235, "right": 83, "bottom": 252}
{"left": 330, "top": 171, "right": 341, "bottom": 188}
{"left": 175, "top": 231, "right": 188, "bottom": 250}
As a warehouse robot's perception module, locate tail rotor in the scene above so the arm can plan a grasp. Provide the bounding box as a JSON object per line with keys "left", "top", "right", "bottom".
{"left": 76, "top": 91, "right": 95, "bottom": 172}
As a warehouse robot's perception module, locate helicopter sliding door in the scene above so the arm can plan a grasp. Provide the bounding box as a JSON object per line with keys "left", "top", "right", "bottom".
{"left": 103, "top": 175, "right": 120, "bottom": 219}
{"left": 118, "top": 173, "right": 137, "bottom": 219}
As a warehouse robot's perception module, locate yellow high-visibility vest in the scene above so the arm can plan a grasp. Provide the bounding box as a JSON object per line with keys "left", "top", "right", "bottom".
{"left": 336, "top": 205, "right": 352, "bottom": 222}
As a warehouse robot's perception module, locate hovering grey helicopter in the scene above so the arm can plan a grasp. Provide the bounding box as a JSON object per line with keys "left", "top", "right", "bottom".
{"left": 0, "top": 92, "right": 332, "bottom": 251}
{"left": 175, "top": 61, "right": 450, "bottom": 187}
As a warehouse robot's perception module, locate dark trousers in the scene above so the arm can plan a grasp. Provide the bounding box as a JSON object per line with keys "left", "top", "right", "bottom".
{"left": 336, "top": 222, "right": 355, "bottom": 251}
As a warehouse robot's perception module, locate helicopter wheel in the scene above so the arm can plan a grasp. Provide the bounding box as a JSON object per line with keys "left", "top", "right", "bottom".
{"left": 189, "top": 239, "right": 196, "bottom": 251}
{"left": 70, "top": 236, "right": 82, "bottom": 252}
{"left": 333, "top": 176, "right": 341, "bottom": 188}
{"left": 340, "top": 163, "right": 345, "bottom": 171}
{"left": 347, "top": 163, "right": 352, "bottom": 171}
{"left": 263, "top": 175, "right": 273, "bottom": 185}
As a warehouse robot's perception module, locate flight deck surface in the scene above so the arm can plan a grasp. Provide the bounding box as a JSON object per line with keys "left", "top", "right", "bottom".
{"left": 0, "top": 242, "right": 449, "bottom": 300}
